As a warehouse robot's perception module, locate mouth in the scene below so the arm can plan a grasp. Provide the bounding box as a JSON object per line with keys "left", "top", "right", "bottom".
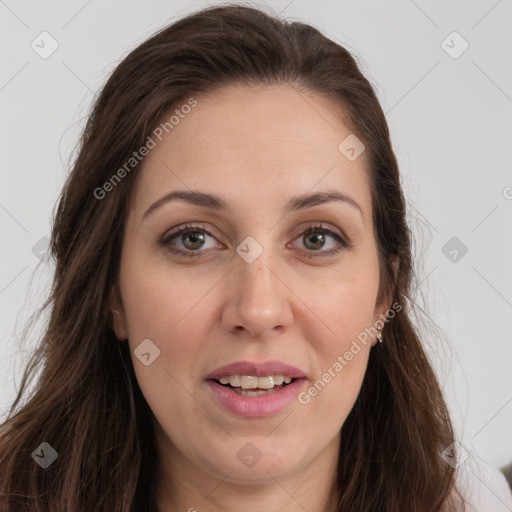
{"left": 212, "top": 374, "right": 298, "bottom": 397}
{"left": 204, "top": 360, "right": 307, "bottom": 416}
{"left": 205, "top": 375, "right": 307, "bottom": 417}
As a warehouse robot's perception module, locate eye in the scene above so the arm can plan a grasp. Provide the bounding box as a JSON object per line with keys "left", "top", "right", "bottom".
{"left": 159, "top": 223, "right": 349, "bottom": 258}
{"left": 159, "top": 223, "right": 222, "bottom": 257}
{"left": 289, "top": 224, "right": 348, "bottom": 258}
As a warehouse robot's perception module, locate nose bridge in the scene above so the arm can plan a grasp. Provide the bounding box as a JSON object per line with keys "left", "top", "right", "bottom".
{"left": 222, "top": 231, "right": 293, "bottom": 336}
{"left": 234, "top": 233, "right": 280, "bottom": 301}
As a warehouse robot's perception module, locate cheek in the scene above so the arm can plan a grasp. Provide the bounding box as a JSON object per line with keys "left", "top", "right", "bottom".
{"left": 119, "top": 251, "right": 209, "bottom": 343}
{"left": 298, "top": 288, "right": 373, "bottom": 437}
{"left": 295, "top": 262, "right": 379, "bottom": 419}
{"left": 314, "top": 286, "right": 375, "bottom": 377}
{"left": 301, "top": 260, "right": 380, "bottom": 352}
{"left": 120, "top": 266, "right": 210, "bottom": 433}
{"left": 119, "top": 257, "right": 219, "bottom": 398}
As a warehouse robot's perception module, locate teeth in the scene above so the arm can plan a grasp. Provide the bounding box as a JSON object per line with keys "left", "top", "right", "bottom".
{"left": 218, "top": 375, "right": 294, "bottom": 389}
{"left": 274, "top": 375, "right": 285, "bottom": 385}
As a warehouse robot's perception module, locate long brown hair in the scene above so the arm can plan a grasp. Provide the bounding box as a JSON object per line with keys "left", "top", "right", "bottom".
{"left": 0, "top": 4, "right": 465, "bottom": 511}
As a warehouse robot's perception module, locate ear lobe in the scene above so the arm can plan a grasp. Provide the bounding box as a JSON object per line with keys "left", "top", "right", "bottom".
{"left": 390, "top": 255, "right": 399, "bottom": 284}
{"left": 111, "top": 309, "right": 128, "bottom": 340}
{"left": 109, "top": 286, "right": 128, "bottom": 340}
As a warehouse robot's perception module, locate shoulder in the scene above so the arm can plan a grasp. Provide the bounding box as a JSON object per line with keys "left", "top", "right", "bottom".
{"left": 452, "top": 458, "right": 512, "bottom": 511}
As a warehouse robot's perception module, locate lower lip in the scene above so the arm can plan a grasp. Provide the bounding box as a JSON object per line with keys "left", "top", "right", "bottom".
{"left": 205, "top": 379, "right": 306, "bottom": 417}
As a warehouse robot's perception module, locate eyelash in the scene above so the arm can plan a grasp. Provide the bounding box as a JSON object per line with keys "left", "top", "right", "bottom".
{"left": 158, "top": 223, "right": 350, "bottom": 259}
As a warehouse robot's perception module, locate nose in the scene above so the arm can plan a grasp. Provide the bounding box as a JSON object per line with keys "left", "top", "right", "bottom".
{"left": 221, "top": 242, "right": 293, "bottom": 339}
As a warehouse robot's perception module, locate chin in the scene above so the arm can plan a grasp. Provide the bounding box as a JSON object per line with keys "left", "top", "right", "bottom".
{"left": 206, "top": 440, "right": 305, "bottom": 483}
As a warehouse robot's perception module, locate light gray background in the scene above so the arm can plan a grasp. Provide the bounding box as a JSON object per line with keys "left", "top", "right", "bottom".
{"left": 1, "top": 0, "right": 511, "bottom": 473}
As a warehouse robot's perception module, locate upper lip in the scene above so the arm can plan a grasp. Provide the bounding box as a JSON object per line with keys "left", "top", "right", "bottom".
{"left": 205, "top": 360, "right": 306, "bottom": 380}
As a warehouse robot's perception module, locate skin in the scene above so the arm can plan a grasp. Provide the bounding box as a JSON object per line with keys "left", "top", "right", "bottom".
{"left": 111, "top": 84, "right": 393, "bottom": 512}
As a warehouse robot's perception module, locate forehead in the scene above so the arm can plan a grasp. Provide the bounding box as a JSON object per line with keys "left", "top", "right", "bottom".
{"left": 129, "top": 84, "right": 372, "bottom": 221}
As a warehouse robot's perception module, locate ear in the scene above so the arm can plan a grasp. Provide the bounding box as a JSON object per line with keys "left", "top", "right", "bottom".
{"left": 371, "top": 255, "right": 399, "bottom": 346}
{"left": 109, "top": 284, "right": 128, "bottom": 341}
{"left": 389, "top": 254, "right": 399, "bottom": 289}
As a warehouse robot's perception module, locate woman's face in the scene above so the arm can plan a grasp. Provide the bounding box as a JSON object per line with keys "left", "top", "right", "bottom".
{"left": 112, "top": 84, "right": 390, "bottom": 485}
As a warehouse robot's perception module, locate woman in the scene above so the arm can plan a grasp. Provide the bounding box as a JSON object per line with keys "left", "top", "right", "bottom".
{"left": 0, "top": 4, "right": 500, "bottom": 510}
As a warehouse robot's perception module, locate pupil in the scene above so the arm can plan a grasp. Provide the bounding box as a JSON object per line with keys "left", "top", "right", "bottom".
{"left": 184, "top": 231, "right": 204, "bottom": 249}
{"left": 305, "top": 232, "right": 324, "bottom": 250}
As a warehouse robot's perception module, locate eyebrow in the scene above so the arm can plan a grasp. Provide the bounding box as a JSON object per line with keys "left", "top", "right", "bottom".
{"left": 142, "top": 189, "right": 363, "bottom": 220}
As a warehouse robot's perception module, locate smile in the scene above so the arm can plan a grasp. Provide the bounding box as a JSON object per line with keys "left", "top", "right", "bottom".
{"left": 218, "top": 374, "right": 293, "bottom": 390}
{"left": 205, "top": 377, "right": 307, "bottom": 417}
